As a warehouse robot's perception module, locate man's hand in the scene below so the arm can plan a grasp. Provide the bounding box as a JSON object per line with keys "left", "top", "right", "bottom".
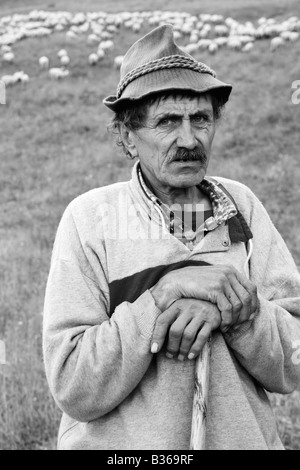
{"left": 150, "top": 264, "right": 258, "bottom": 333}
{"left": 151, "top": 298, "right": 221, "bottom": 360}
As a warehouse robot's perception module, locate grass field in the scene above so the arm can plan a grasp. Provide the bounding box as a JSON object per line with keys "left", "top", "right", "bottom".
{"left": 0, "top": 0, "right": 300, "bottom": 450}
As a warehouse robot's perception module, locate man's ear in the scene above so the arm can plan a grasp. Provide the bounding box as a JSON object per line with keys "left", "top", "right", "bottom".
{"left": 120, "top": 125, "right": 138, "bottom": 158}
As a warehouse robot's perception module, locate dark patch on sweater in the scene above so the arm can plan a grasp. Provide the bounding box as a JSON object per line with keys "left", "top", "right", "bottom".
{"left": 109, "top": 259, "right": 210, "bottom": 316}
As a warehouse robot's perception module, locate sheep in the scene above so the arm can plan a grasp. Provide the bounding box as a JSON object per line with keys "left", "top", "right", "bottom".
{"left": 198, "top": 38, "right": 212, "bottom": 49}
{"left": 57, "top": 49, "right": 68, "bottom": 58}
{"left": 88, "top": 53, "right": 99, "bottom": 65}
{"left": 208, "top": 42, "right": 218, "bottom": 54}
{"left": 55, "top": 23, "right": 64, "bottom": 32}
{"left": 289, "top": 31, "right": 299, "bottom": 41}
{"left": 20, "top": 73, "right": 29, "bottom": 83}
{"left": 1, "top": 45, "right": 12, "bottom": 54}
{"left": 214, "top": 24, "right": 229, "bottom": 36}
{"left": 173, "top": 31, "right": 182, "bottom": 40}
{"left": 132, "top": 22, "right": 141, "bottom": 33}
{"left": 270, "top": 36, "right": 285, "bottom": 51}
{"left": 189, "top": 32, "right": 199, "bottom": 43}
{"left": 214, "top": 36, "right": 228, "bottom": 47}
{"left": 280, "top": 31, "right": 299, "bottom": 42}
{"left": 66, "top": 30, "right": 78, "bottom": 40}
{"left": 101, "top": 31, "right": 113, "bottom": 40}
{"left": 1, "top": 74, "right": 17, "bottom": 86}
{"left": 97, "top": 47, "right": 105, "bottom": 60}
{"left": 87, "top": 33, "right": 100, "bottom": 44}
{"left": 227, "top": 36, "right": 242, "bottom": 50}
{"left": 1, "top": 71, "right": 29, "bottom": 85}
{"left": 113, "top": 55, "right": 124, "bottom": 69}
{"left": 60, "top": 55, "right": 70, "bottom": 66}
{"left": 258, "top": 17, "right": 267, "bottom": 26}
{"left": 48, "top": 67, "right": 69, "bottom": 79}
{"left": 3, "top": 51, "right": 15, "bottom": 62}
{"left": 99, "top": 40, "right": 114, "bottom": 52}
{"left": 181, "top": 23, "right": 193, "bottom": 35}
{"left": 39, "top": 56, "right": 49, "bottom": 69}
{"left": 183, "top": 43, "right": 199, "bottom": 54}
{"left": 241, "top": 42, "right": 254, "bottom": 52}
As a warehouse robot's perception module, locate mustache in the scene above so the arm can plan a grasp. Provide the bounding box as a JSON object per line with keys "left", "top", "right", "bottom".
{"left": 171, "top": 147, "right": 207, "bottom": 163}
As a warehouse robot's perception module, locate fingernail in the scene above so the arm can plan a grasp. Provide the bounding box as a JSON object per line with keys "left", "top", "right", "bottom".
{"left": 188, "top": 353, "right": 195, "bottom": 360}
{"left": 166, "top": 352, "right": 173, "bottom": 359}
{"left": 151, "top": 343, "right": 158, "bottom": 354}
{"left": 178, "top": 354, "right": 185, "bottom": 361}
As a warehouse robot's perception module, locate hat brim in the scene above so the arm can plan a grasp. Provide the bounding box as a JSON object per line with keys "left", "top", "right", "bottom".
{"left": 103, "top": 67, "right": 232, "bottom": 111}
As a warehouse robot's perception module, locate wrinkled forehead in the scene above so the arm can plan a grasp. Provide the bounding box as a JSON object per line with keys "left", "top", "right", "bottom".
{"left": 147, "top": 93, "right": 213, "bottom": 118}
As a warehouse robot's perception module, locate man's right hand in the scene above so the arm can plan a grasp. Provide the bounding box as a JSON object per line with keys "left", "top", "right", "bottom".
{"left": 150, "top": 265, "right": 258, "bottom": 332}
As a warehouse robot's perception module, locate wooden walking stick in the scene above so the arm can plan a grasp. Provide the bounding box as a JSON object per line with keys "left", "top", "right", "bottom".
{"left": 189, "top": 239, "right": 253, "bottom": 449}
{"left": 189, "top": 338, "right": 211, "bottom": 450}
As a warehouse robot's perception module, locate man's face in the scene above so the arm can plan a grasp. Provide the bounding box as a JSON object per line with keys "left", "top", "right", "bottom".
{"left": 128, "top": 94, "right": 216, "bottom": 192}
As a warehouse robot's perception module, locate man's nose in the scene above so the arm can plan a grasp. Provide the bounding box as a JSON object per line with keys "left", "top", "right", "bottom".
{"left": 176, "top": 120, "right": 198, "bottom": 149}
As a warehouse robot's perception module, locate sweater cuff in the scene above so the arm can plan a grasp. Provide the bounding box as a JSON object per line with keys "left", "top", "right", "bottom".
{"left": 132, "top": 289, "right": 162, "bottom": 340}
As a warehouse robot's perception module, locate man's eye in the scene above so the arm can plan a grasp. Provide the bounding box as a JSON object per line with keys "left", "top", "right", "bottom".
{"left": 158, "top": 118, "right": 177, "bottom": 127}
{"left": 192, "top": 115, "right": 208, "bottom": 124}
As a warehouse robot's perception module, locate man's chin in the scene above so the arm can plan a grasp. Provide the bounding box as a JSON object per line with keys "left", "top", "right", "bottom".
{"left": 167, "top": 166, "right": 206, "bottom": 187}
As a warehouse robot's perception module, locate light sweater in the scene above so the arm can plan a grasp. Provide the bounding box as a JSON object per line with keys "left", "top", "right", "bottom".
{"left": 43, "top": 162, "right": 300, "bottom": 450}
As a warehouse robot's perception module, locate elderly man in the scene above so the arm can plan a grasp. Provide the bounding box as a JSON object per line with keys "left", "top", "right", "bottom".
{"left": 43, "top": 25, "right": 300, "bottom": 450}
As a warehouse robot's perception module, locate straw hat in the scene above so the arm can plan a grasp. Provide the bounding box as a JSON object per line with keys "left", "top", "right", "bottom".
{"left": 103, "top": 24, "right": 232, "bottom": 111}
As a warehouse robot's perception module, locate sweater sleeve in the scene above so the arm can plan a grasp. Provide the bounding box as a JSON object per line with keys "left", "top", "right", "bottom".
{"left": 43, "top": 204, "right": 161, "bottom": 423}
{"left": 223, "top": 186, "right": 300, "bottom": 394}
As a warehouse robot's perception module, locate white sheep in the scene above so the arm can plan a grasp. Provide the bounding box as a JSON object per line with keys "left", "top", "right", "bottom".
{"left": 280, "top": 31, "right": 299, "bottom": 41}
{"left": 132, "top": 22, "right": 141, "bottom": 33}
{"left": 1, "top": 74, "right": 17, "bottom": 86}
{"left": 242, "top": 42, "right": 254, "bottom": 52}
{"left": 20, "top": 73, "right": 29, "bottom": 83}
{"left": 270, "top": 36, "right": 285, "bottom": 51}
{"left": 257, "top": 17, "right": 267, "bottom": 26}
{"left": 66, "top": 30, "right": 78, "bottom": 40}
{"left": 1, "top": 45, "right": 12, "bottom": 54}
{"left": 173, "top": 31, "right": 182, "bottom": 40}
{"left": 198, "top": 38, "right": 212, "bottom": 49}
{"left": 99, "top": 40, "right": 114, "bottom": 51}
{"left": 55, "top": 24, "right": 64, "bottom": 32}
{"left": 97, "top": 47, "right": 105, "bottom": 60}
{"left": 57, "top": 49, "right": 68, "bottom": 58}
{"left": 88, "top": 53, "right": 98, "bottom": 65}
{"left": 87, "top": 33, "right": 100, "bottom": 45}
{"left": 60, "top": 55, "right": 70, "bottom": 66}
{"left": 48, "top": 67, "right": 69, "bottom": 79}
{"left": 1, "top": 71, "right": 29, "bottom": 85}
{"left": 39, "top": 56, "right": 49, "bottom": 69}
{"left": 113, "top": 55, "right": 124, "bottom": 69}
{"left": 214, "top": 25, "right": 229, "bottom": 36}
{"left": 183, "top": 43, "right": 199, "bottom": 54}
{"left": 208, "top": 42, "right": 218, "bottom": 54}
{"left": 189, "top": 33, "right": 199, "bottom": 44}
{"left": 214, "top": 36, "right": 228, "bottom": 46}
{"left": 3, "top": 51, "right": 15, "bottom": 62}
{"left": 227, "top": 36, "right": 242, "bottom": 50}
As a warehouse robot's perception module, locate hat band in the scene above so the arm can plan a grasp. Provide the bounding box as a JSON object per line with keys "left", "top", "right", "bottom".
{"left": 117, "top": 55, "right": 217, "bottom": 99}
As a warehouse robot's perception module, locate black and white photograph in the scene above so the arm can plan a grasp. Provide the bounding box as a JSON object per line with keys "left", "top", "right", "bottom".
{"left": 0, "top": 0, "right": 300, "bottom": 452}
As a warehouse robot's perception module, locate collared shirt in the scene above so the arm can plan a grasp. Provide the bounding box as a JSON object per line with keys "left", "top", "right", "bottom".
{"left": 137, "top": 164, "right": 237, "bottom": 250}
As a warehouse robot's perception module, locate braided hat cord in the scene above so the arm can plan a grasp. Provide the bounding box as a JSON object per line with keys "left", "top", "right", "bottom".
{"left": 117, "top": 55, "right": 217, "bottom": 99}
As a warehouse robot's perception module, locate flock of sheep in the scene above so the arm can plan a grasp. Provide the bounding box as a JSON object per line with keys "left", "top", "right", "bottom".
{"left": 1, "top": 9, "right": 300, "bottom": 87}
